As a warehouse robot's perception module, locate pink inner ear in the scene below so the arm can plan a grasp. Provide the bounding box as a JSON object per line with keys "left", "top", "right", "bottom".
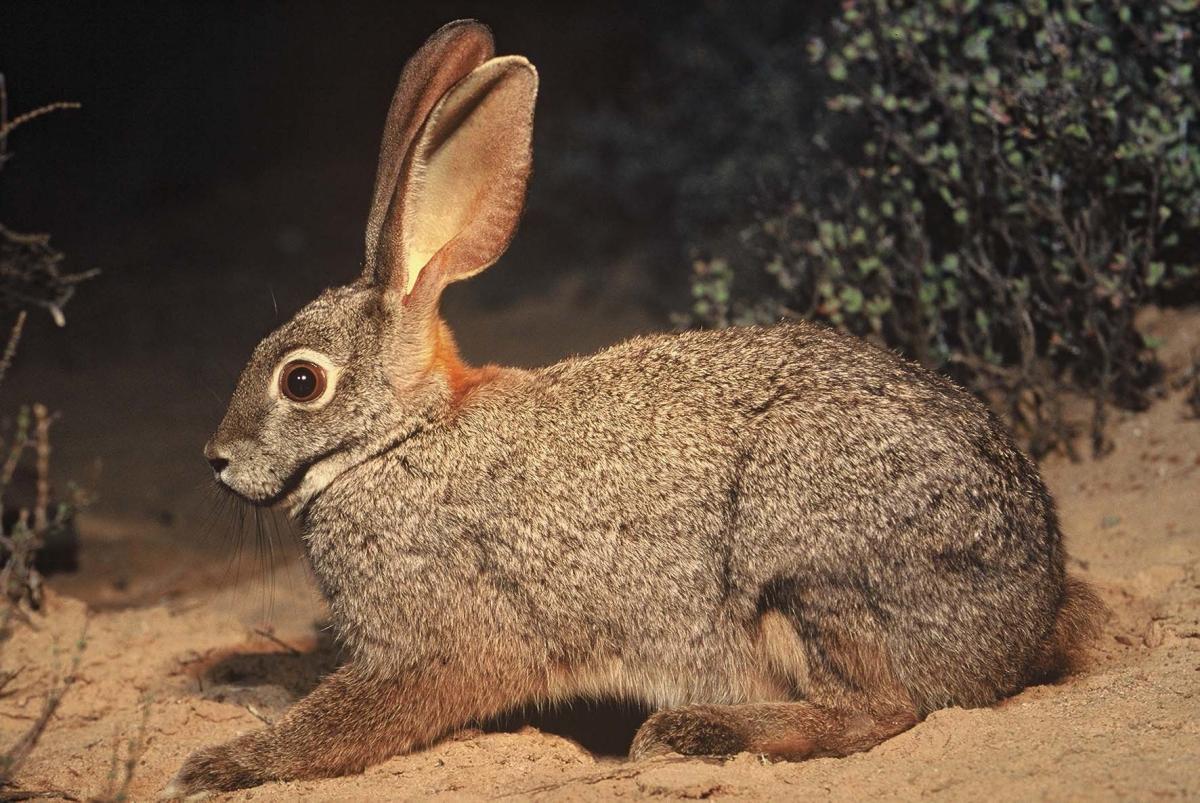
{"left": 364, "top": 21, "right": 495, "bottom": 285}
{"left": 392, "top": 56, "right": 538, "bottom": 298}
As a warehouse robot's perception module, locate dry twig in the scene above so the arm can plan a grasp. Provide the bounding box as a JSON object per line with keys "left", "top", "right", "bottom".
{"left": 0, "top": 617, "right": 89, "bottom": 784}
{"left": 0, "top": 313, "right": 25, "bottom": 390}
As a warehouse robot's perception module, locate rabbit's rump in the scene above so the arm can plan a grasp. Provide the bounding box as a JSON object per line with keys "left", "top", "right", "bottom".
{"left": 309, "top": 322, "right": 1069, "bottom": 732}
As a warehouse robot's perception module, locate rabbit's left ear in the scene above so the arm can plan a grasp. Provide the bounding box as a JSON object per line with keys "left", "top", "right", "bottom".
{"left": 373, "top": 55, "right": 538, "bottom": 299}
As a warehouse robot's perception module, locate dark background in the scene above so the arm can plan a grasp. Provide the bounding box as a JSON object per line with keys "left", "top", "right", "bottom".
{"left": 2, "top": 2, "right": 673, "bottom": 227}
{"left": 0, "top": 2, "right": 823, "bottom": 565}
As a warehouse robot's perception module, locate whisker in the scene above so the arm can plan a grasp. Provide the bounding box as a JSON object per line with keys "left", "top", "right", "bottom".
{"left": 264, "top": 506, "right": 283, "bottom": 611}
{"left": 229, "top": 496, "right": 249, "bottom": 589}
{"left": 269, "top": 506, "right": 297, "bottom": 594}
{"left": 254, "top": 505, "right": 272, "bottom": 624}
{"left": 196, "top": 475, "right": 312, "bottom": 628}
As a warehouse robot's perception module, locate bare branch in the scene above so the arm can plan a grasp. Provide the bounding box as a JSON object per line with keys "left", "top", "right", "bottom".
{"left": 0, "top": 313, "right": 26, "bottom": 390}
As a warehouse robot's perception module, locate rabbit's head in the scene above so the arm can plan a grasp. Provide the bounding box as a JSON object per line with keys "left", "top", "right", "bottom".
{"left": 204, "top": 21, "right": 536, "bottom": 506}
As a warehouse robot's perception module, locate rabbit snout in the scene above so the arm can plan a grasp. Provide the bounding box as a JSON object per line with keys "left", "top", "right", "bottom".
{"left": 203, "top": 436, "right": 292, "bottom": 505}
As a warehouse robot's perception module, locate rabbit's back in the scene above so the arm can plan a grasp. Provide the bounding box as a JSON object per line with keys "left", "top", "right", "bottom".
{"left": 312, "top": 322, "right": 1064, "bottom": 715}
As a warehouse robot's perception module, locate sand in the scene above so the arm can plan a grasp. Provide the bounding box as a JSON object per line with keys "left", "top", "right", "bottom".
{"left": 3, "top": 312, "right": 1199, "bottom": 801}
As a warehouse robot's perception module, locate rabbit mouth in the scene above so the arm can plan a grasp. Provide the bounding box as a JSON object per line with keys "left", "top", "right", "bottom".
{"left": 216, "top": 465, "right": 307, "bottom": 508}
{"left": 217, "top": 449, "right": 341, "bottom": 508}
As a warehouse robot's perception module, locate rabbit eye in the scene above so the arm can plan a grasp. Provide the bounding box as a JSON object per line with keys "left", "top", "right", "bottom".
{"left": 280, "top": 360, "right": 327, "bottom": 403}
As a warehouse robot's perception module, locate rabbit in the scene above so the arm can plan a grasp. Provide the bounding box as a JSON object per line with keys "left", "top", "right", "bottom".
{"left": 166, "top": 19, "right": 1104, "bottom": 796}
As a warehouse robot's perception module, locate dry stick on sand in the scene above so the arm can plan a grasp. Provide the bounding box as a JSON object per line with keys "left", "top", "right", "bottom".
{"left": 0, "top": 617, "right": 89, "bottom": 793}
{"left": 0, "top": 666, "right": 22, "bottom": 698}
{"left": 253, "top": 627, "right": 303, "bottom": 657}
{"left": 93, "top": 697, "right": 151, "bottom": 803}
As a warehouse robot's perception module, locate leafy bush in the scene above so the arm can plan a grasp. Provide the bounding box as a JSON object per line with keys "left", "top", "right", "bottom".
{"left": 688, "top": 0, "right": 1200, "bottom": 456}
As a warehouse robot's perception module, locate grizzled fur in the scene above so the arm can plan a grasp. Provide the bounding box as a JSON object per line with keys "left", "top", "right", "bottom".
{"left": 309, "top": 320, "right": 1068, "bottom": 711}
{"left": 166, "top": 20, "right": 1102, "bottom": 797}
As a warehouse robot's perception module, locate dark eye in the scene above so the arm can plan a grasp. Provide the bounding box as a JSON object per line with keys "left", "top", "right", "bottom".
{"left": 280, "top": 360, "right": 327, "bottom": 403}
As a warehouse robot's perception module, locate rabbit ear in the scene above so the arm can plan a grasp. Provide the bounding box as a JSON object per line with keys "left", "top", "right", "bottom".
{"left": 373, "top": 55, "right": 538, "bottom": 298}
{"left": 362, "top": 20, "right": 495, "bottom": 278}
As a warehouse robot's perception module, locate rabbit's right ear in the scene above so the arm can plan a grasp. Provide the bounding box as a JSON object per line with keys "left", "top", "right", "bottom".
{"left": 372, "top": 55, "right": 536, "bottom": 300}
{"left": 362, "top": 20, "right": 495, "bottom": 277}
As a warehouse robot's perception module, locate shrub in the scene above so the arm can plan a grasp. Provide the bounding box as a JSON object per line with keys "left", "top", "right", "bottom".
{"left": 0, "top": 75, "right": 91, "bottom": 612}
{"left": 688, "top": 0, "right": 1200, "bottom": 456}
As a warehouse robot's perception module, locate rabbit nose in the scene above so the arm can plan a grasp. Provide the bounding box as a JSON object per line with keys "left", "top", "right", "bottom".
{"left": 204, "top": 440, "right": 231, "bottom": 476}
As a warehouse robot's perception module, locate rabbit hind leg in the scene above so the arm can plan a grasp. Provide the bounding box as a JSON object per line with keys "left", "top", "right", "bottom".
{"left": 630, "top": 609, "right": 917, "bottom": 761}
{"left": 629, "top": 699, "right": 916, "bottom": 761}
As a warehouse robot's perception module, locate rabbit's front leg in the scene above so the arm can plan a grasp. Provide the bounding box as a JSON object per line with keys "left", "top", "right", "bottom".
{"left": 165, "top": 660, "right": 529, "bottom": 795}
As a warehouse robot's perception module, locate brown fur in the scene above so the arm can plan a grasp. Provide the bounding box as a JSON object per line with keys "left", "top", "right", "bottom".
{"left": 1026, "top": 576, "right": 1108, "bottom": 683}
{"left": 170, "top": 19, "right": 1103, "bottom": 797}
{"left": 427, "top": 318, "right": 501, "bottom": 409}
{"left": 631, "top": 703, "right": 918, "bottom": 762}
{"left": 172, "top": 660, "right": 547, "bottom": 791}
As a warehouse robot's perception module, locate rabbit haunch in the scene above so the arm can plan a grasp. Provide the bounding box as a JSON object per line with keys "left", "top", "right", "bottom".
{"left": 171, "top": 19, "right": 1102, "bottom": 796}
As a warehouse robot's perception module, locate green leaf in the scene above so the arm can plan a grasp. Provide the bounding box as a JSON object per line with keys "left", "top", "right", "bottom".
{"left": 840, "top": 286, "right": 865, "bottom": 313}
{"left": 828, "top": 56, "right": 848, "bottom": 82}
{"left": 1102, "top": 61, "right": 1119, "bottom": 88}
{"left": 866, "top": 296, "right": 893, "bottom": 317}
{"left": 917, "top": 121, "right": 940, "bottom": 140}
{"left": 963, "top": 28, "right": 992, "bottom": 61}
{"left": 941, "top": 278, "right": 960, "bottom": 306}
{"left": 819, "top": 221, "right": 837, "bottom": 249}
{"left": 858, "top": 256, "right": 882, "bottom": 275}
{"left": 1063, "top": 123, "right": 1091, "bottom": 142}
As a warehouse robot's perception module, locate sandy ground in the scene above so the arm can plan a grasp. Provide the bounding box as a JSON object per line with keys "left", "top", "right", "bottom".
{"left": 3, "top": 309, "right": 1200, "bottom": 801}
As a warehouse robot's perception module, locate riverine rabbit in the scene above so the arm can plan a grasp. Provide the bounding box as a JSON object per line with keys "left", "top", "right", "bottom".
{"left": 168, "top": 19, "right": 1102, "bottom": 795}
